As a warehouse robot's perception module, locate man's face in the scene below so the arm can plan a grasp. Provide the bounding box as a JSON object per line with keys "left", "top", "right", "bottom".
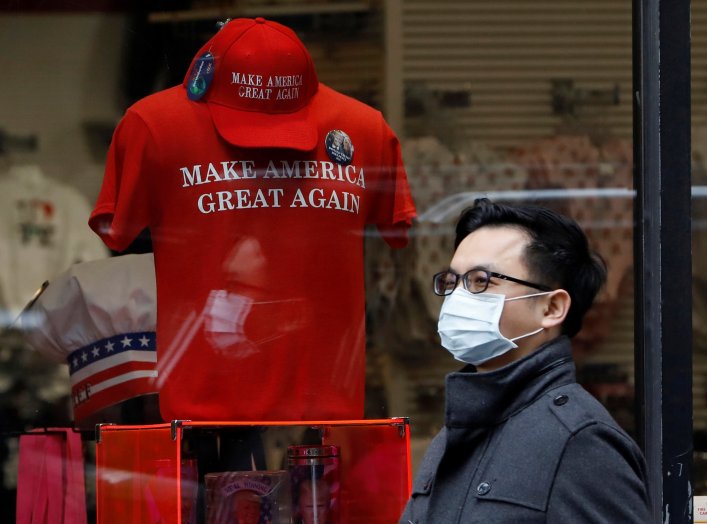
{"left": 233, "top": 495, "right": 260, "bottom": 524}
{"left": 299, "top": 481, "right": 330, "bottom": 524}
{"left": 449, "top": 225, "right": 549, "bottom": 370}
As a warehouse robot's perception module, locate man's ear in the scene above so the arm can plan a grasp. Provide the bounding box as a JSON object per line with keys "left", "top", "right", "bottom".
{"left": 540, "top": 289, "right": 571, "bottom": 329}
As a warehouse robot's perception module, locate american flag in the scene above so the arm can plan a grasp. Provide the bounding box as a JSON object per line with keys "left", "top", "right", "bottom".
{"left": 67, "top": 330, "right": 157, "bottom": 420}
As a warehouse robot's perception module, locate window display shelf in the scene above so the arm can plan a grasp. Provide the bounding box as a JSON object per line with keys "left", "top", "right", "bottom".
{"left": 95, "top": 418, "right": 411, "bottom": 524}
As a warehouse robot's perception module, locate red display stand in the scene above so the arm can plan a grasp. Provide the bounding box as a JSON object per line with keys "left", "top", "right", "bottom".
{"left": 95, "top": 418, "right": 411, "bottom": 524}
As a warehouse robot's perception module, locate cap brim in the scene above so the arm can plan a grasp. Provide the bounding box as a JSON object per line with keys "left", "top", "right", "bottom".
{"left": 207, "top": 101, "right": 318, "bottom": 151}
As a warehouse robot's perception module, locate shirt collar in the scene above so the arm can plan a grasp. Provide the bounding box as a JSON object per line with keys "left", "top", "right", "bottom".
{"left": 444, "top": 336, "right": 576, "bottom": 429}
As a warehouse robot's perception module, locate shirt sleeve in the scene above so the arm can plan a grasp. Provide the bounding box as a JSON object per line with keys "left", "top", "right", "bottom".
{"left": 89, "top": 110, "right": 157, "bottom": 252}
{"left": 546, "top": 423, "right": 651, "bottom": 523}
{"left": 65, "top": 188, "right": 110, "bottom": 264}
{"left": 369, "top": 118, "right": 417, "bottom": 249}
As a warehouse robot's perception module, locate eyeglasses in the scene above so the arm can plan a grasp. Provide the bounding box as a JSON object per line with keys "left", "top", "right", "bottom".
{"left": 432, "top": 268, "right": 553, "bottom": 296}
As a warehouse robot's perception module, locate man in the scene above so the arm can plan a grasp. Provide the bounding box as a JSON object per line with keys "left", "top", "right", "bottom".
{"left": 400, "top": 198, "right": 650, "bottom": 523}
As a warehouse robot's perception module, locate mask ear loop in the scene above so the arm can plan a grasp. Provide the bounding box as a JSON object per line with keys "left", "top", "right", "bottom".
{"left": 504, "top": 290, "right": 554, "bottom": 302}
{"left": 504, "top": 290, "right": 554, "bottom": 342}
{"left": 510, "top": 326, "right": 544, "bottom": 343}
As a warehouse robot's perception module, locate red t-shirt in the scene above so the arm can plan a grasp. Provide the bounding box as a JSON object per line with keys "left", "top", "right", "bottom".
{"left": 90, "top": 84, "right": 416, "bottom": 421}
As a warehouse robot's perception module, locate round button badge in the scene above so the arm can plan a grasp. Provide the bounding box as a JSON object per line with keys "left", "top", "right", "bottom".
{"left": 325, "top": 129, "right": 354, "bottom": 165}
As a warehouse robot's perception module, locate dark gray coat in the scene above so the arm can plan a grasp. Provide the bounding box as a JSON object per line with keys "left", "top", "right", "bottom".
{"left": 400, "top": 336, "right": 650, "bottom": 523}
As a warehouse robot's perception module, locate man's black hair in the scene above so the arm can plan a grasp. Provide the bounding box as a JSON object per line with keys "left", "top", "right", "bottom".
{"left": 454, "top": 198, "right": 607, "bottom": 338}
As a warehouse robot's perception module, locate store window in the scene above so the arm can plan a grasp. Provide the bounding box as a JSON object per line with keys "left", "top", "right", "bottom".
{"left": 396, "top": 0, "right": 637, "bottom": 470}
{"left": 0, "top": 0, "right": 663, "bottom": 522}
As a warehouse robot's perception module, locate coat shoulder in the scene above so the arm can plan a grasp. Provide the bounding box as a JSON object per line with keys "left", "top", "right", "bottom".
{"left": 543, "top": 382, "right": 627, "bottom": 436}
{"left": 472, "top": 382, "right": 636, "bottom": 512}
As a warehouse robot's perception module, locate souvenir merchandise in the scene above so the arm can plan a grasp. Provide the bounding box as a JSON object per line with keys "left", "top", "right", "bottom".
{"left": 89, "top": 18, "right": 417, "bottom": 421}
{"left": 0, "top": 164, "right": 108, "bottom": 322}
{"left": 288, "top": 445, "right": 340, "bottom": 524}
{"left": 93, "top": 420, "right": 411, "bottom": 524}
{"left": 16, "top": 428, "right": 87, "bottom": 524}
{"left": 22, "top": 253, "right": 158, "bottom": 425}
{"left": 205, "top": 470, "right": 290, "bottom": 524}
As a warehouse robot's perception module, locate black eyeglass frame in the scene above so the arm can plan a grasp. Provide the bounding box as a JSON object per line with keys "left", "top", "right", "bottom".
{"left": 432, "top": 268, "right": 553, "bottom": 296}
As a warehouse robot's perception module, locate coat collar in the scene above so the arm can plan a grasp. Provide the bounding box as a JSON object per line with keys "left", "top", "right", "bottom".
{"left": 444, "top": 336, "right": 576, "bottom": 429}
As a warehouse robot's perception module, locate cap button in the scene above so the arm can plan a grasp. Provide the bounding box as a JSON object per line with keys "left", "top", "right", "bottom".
{"left": 255, "top": 17, "right": 266, "bottom": 24}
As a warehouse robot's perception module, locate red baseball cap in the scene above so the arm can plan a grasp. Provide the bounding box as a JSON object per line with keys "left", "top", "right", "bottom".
{"left": 183, "top": 17, "right": 319, "bottom": 151}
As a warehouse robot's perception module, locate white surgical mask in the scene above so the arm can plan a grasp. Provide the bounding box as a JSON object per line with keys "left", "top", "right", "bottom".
{"left": 437, "top": 288, "right": 551, "bottom": 366}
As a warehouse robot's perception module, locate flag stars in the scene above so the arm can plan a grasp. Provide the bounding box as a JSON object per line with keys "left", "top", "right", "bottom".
{"left": 68, "top": 333, "right": 156, "bottom": 374}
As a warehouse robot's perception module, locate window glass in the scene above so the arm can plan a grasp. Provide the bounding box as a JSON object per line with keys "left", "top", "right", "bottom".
{"left": 397, "top": 0, "right": 636, "bottom": 473}
{"left": 0, "top": 1, "right": 647, "bottom": 520}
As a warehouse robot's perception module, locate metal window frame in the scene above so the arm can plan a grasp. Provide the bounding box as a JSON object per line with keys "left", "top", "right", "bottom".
{"left": 633, "top": 0, "right": 693, "bottom": 522}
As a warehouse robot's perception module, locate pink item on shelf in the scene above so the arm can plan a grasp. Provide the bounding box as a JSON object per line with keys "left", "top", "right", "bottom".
{"left": 16, "top": 428, "right": 87, "bottom": 524}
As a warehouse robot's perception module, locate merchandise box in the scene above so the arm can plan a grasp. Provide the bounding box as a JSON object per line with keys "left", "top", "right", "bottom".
{"left": 95, "top": 418, "right": 411, "bottom": 524}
